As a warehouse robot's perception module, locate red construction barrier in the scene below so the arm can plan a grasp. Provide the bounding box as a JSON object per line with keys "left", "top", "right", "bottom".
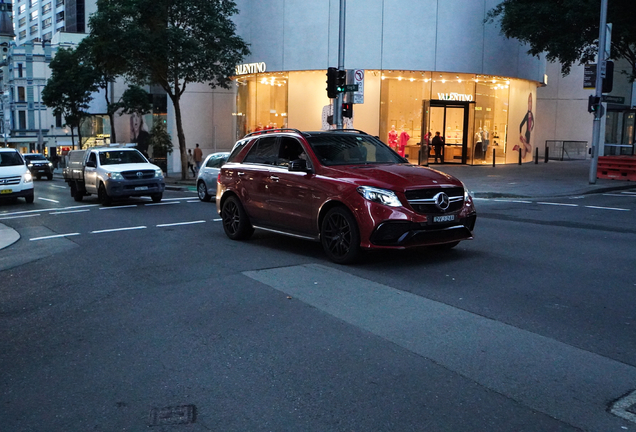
{"left": 597, "top": 156, "right": 636, "bottom": 181}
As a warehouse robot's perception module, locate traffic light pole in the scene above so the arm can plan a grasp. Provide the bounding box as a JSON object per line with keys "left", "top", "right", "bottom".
{"left": 333, "top": 0, "right": 346, "bottom": 129}
{"left": 589, "top": 0, "right": 608, "bottom": 184}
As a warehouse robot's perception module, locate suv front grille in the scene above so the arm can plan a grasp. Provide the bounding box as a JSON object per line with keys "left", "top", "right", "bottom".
{"left": 121, "top": 170, "right": 156, "bottom": 180}
{"left": 0, "top": 176, "right": 21, "bottom": 185}
{"left": 405, "top": 186, "right": 464, "bottom": 214}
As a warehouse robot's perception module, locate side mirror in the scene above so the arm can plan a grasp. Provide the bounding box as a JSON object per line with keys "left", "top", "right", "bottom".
{"left": 289, "top": 159, "right": 310, "bottom": 173}
{"left": 86, "top": 161, "right": 96, "bottom": 168}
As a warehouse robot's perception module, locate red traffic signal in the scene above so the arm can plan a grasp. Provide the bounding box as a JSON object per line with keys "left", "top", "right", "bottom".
{"left": 342, "top": 102, "right": 353, "bottom": 118}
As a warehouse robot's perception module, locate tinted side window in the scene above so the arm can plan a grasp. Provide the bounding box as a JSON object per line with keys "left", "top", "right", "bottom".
{"left": 227, "top": 140, "right": 249, "bottom": 163}
{"left": 243, "top": 137, "right": 279, "bottom": 165}
{"left": 276, "top": 137, "right": 306, "bottom": 167}
{"left": 206, "top": 155, "right": 225, "bottom": 168}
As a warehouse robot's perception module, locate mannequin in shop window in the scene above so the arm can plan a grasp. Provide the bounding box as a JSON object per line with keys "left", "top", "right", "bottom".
{"left": 482, "top": 127, "right": 490, "bottom": 158}
{"left": 398, "top": 127, "right": 410, "bottom": 158}
{"left": 475, "top": 128, "right": 484, "bottom": 160}
{"left": 388, "top": 125, "right": 398, "bottom": 150}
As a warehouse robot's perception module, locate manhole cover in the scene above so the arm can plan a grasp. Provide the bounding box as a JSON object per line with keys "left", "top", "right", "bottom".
{"left": 610, "top": 390, "right": 636, "bottom": 424}
{"left": 148, "top": 404, "right": 197, "bottom": 426}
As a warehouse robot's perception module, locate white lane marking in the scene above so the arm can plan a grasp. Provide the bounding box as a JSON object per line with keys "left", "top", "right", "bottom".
{"left": 212, "top": 218, "right": 222, "bottom": 222}
{"left": 38, "top": 197, "right": 60, "bottom": 203}
{"left": 585, "top": 205, "right": 630, "bottom": 211}
{"left": 494, "top": 199, "right": 533, "bottom": 204}
{"left": 91, "top": 226, "right": 146, "bottom": 234}
{"left": 0, "top": 204, "right": 98, "bottom": 217}
{"left": 0, "top": 214, "right": 41, "bottom": 220}
{"left": 49, "top": 209, "right": 91, "bottom": 215}
{"left": 537, "top": 202, "right": 579, "bottom": 207}
{"left": 50, "top": 185, "right": 67, "bottom": 189}
{"left": 156, "top": 220, "right": 206, "bottom": 227}
{"left": 473, "top": 198, "right": 490, "bottom": 201}
{"left": 99, "top": 205, "right": 138, "bottom": 210}
{"left": 611, "top": 389, "right": 636, "bottom": 424}
{"left": 30, "top": 233, "right": 80, "bottom": 241}
{"left": 186, "top": 200, "right": 200, "bottom": 203}
{"left": 145, "top": 201, "right": 179, "bottom": 206}
{"left": 603, "top": 193, "right": 636, "bottom": 197}
{"left": 161, "top": 197, "right": 198, "bottom": 201}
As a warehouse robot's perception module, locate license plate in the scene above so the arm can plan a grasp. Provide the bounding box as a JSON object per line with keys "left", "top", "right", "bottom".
{"left": 135, "top": 186, "right": 149, "bottom": 191}
{"left": 433, "top": 215, "right": 455, "bottom": 223}
{"left": 1, "top": 189, "right": 12, "bottom": 194}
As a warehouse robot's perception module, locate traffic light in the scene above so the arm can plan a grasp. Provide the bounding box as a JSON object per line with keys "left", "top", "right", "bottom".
{"left": 588, "top": 95, "right": 601, "bottom": 113}
{"left": 326, "top": 67, "right": 338, "bottom": 98}
{"left": 336, "top": 69, "right": 347, "bottom": 93}
{"left": 342, "top": 102, "right": 353, "bottom": 118}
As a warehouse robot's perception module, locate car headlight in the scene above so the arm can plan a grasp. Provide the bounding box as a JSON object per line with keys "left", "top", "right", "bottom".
{"left": 23, "top": 171, "right": 33, "bottom": 183}
{"left": 28, "top": 163, "right": 33, "bottom": 167}
{"left": 357, "top": 186, "right": 402, "bottom": 207}
{"left": 48, "top": 162, "right": 53, "bottom": 167}
{"left": 155, "top": 169, "right": 163, "bottom": 178}
{"left": 107, "top": 172, "right": 124, "bottom": 180}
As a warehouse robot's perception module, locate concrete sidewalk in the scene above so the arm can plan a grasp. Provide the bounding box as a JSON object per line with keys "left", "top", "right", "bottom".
{"left": 2, "top": 160, "right": 634, "bottom": 251}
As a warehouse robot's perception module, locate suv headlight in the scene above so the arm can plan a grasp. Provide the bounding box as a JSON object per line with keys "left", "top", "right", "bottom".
{"left": 108, "top": 172, "right": 124, "bottom": 180}
{"left": 357, "top": 186, "right": 402, "bottom": 207}
{"left": 23, "top": 171, "right": 33, "bottom": 183}
{"left": 155, "top": 169, "right": 163, "bottom": 178}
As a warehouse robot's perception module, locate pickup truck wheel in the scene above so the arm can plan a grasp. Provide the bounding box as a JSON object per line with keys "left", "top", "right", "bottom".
{"left": 70, "top": 183, "right": 84, "bottom": 202}
{"left": 98, "top": 183, "right": 112, "bottom": 206}
{"left": 47, "top": 174, "right": 53, "bottom": 180}
{"left": 151, "top": 193, "right": 162, "bottom": 203}
{"left": 221, "top": 196, "right": 254, "bottom": 240}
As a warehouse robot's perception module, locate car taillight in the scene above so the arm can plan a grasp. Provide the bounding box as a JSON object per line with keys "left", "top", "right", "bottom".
{"left": 217, "top": 173, "right": 221, "bottom": 183}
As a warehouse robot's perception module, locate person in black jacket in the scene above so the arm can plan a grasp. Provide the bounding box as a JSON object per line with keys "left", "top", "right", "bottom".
{"left": 431, "top": 131, "right": 444, "bottom": 163}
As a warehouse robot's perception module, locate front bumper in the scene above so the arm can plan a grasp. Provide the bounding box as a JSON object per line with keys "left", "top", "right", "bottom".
{"left": 369, "top": 213, "right": 476, "bottom": 247}
{"left": 105, "top": 178, "right": 165, "bottom": 197}
{"left": 0, "top": 186, "right": 34, "bottom": 199}
{"left": 28, "top": 165, "right": 53, "bottom": 176}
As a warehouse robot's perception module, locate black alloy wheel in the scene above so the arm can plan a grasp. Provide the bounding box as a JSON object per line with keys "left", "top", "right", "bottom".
{"left": 221, "top": 196, "right": 254, "bottom": 240}
{"left": 197, "top": 181, "right": 211, "bottom": 202}
{"left": 321, "top": 206, "right": 361, "bottom": 264}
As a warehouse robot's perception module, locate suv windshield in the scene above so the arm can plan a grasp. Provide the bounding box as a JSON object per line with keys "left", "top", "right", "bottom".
{"left": 24, "top": 154, "right": 47, "bottom": 161}
{"left": 306, "top": 134, "right": 406, "bottom": 166}
{"left": 0, "top": 151, "right": 25, "bottom": 167}
{"left": 99, "top": 150, "right": 147, "bottom": 165}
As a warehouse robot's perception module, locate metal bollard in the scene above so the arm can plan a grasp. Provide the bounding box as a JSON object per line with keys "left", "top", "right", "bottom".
{"left": 518, "top": 148, "right": 522, "bottom": 165}
{"left": 492, "top": 148, "right": 496, "bottom": 167}
{"left": 535, "top": 147, "right": 539, "bottom": 164}
{"left": 544, "top": 146, "right": 549, "bottom": 163}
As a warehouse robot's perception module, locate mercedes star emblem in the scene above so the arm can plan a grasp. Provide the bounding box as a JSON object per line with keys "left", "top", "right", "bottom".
{"left": 434, "top": 192, "right": 450, "bottom": 211}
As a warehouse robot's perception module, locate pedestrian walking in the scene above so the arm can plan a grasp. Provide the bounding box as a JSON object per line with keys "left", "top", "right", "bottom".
{"left": 187, "top": 149, "right": 196, "bottom": 178}
{"left": 193, "top": 143, "right": 203, "bottom": 174}
{"left": 431, "top": 131, "right": 444, "bottom": 164}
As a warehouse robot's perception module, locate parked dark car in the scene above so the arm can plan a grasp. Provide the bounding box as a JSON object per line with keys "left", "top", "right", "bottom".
{"left": 23, "top": 153, "right": 54, "bottom": 180}
{"left": 216, "top": 128, "right": 476, "bottom": 263}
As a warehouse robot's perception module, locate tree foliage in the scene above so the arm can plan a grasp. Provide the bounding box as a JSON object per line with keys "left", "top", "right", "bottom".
{"left": 88, "top": 0, "right": 250, "bottom": 179}
{"left": 116, "top": 85, "right": 152, "bottom": 116}
{"left": 487, "top": 0, "right": 636, "bottom": 80}
{"left": 41, "top": 47, "right": 99, "bottom": 148}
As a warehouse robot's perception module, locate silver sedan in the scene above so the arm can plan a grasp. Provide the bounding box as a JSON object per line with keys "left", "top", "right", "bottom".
{"left": 196, "top": 152, "right": 230, "bottom": 201}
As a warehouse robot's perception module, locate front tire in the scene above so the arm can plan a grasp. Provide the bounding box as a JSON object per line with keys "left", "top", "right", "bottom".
{"left": 24, "top": 191, "right": 34, "bottom": 204}
{"left": 321, "top": 206, "right": 361, "bottom": 264}
{"left": 221, "top": 196, "right": 254, "bottom": 240}
{"left": 98, "top": 183, "right": 112, "bottom": 206}
{"left": 47, "top": 174, "right": 53, "bottom": 180}
{"left": 151, "top": 193, "right": 163, "bottom": 203}
{"left": 197, "top": 181, "right": 212, "bottom": 202}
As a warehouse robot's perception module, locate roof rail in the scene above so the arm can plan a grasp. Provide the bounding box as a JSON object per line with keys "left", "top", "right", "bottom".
{"left": 325, "top": 129, "right": 369, "bottom": 135}
{"left": 244, "top": 128, "right": 304, "bottom": 138}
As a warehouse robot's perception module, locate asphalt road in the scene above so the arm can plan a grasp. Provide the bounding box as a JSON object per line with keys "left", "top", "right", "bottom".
{"left": 1, "top": 178, "right": 635, "bottom": 431}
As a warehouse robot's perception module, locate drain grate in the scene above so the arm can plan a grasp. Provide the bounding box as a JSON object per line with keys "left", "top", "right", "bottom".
{"left": 148, "top": 404, "right": 197, "bottom": 426}
{"left": 610, "top": 390, "right": 636, "bottom": 424}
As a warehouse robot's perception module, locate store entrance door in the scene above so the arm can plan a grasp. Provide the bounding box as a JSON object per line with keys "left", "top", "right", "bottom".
{"left": 422, "top": 100, "right": 473, "bottom": 164}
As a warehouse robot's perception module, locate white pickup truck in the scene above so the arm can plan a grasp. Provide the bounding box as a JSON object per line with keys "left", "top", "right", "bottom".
{"left": 63, "top": 147, "right": 165, "bottom": 205}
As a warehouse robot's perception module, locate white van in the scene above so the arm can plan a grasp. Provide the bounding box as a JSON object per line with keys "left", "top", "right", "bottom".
{"left": 0, "top": 148, "right": 34, "bottom": 203}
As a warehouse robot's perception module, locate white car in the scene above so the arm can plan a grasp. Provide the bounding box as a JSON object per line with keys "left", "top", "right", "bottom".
{"left": 196, "top": 152, "right": 229, "bottom": 201}
{"left": 0, "top": 148, "right": 34, "bottom": 203}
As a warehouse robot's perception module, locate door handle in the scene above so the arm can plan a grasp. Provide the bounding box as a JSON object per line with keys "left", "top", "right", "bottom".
{"left": 237, "top": 172, "right": 245, "bottom": 176}
{"left": 270, "top": 176, "right": 279, "bottom": 182}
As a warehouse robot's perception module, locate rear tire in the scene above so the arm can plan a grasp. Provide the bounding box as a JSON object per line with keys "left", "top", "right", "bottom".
{"left": 221, "top": 196, "right": 254, "bottom": 240}
{"left": 98, "top": 183, "right": 112, "bottom": 206}
{"left": 320, "top": 206, "right": 361, "bottom": 264}
{"left": 70, "top": 183, "right": 84, "bottom": 202}
{"left": 197, "top": 181, "right": 212, "bottom": 202}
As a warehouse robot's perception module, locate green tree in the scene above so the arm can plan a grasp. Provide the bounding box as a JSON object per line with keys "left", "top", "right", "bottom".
{"left": 116, "top": 85, "right": 152, "bottom": 117}
{"left": 487, "top": 0, "right": 636, "bottom": 80}
{"left": 147, "top": 120, "right": 173, "bottom": 173}
{"left": 41, "top": 47, "right": 99, "bottom": 148}
{"left": 88, "top": 0, "right": 250, "bottom": 179}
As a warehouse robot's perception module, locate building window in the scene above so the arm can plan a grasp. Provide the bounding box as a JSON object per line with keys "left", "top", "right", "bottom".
{"left": 18, "top": 16, "right": 26, "bottom": 27}
{"left": 55, "top": 112, "right": 63, "bottom": 128}
{"left": 42, "top": 17, "right": 52, "bottom": 28}
{"left": 29, "top": 0, "right": 37, "bottom": 7}
{"left": 56, "top": 0, "right": 64, "bottom": 6}
{"left": 30, "top": 10, "right": 38, "bottom": 21}
{"left": 56, "top": 11, "right": 64, "bottom": 22}
{"left": 42, "top": 2, "right": 52, "bottom": 14}
{"left": 18, "top": 111, "right": 27, "bottom": 130}
{"left": 30, "top": 24, "right": 38, "bottom": 34}
{"left": 17, "top": 86, "right": 26, "bottom": 101}
{"left": 18, "top": 4, "right": 26, "bottom": 14}
{"left": 19, "top": 30, "right": 26, "bottom": 39}
{"left": 43, "top": 31, "right": 52, "bottom": 41}
{"left": 17, "top": 63, "right": 23, "bottom": 77}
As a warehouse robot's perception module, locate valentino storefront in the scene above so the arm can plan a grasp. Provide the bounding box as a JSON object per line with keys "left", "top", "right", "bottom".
{"left": 233, "top": 68, "right": 539, "bottom": 166}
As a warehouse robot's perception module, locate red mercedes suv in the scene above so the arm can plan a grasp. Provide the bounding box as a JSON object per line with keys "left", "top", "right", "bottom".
{"left": 216, "top": 129, "right": 476, "bottom": 263}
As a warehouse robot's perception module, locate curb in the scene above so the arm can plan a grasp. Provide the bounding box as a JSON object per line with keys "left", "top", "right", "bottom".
{"left": 0, "top": 223, "right": 20, "bottom": 251}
